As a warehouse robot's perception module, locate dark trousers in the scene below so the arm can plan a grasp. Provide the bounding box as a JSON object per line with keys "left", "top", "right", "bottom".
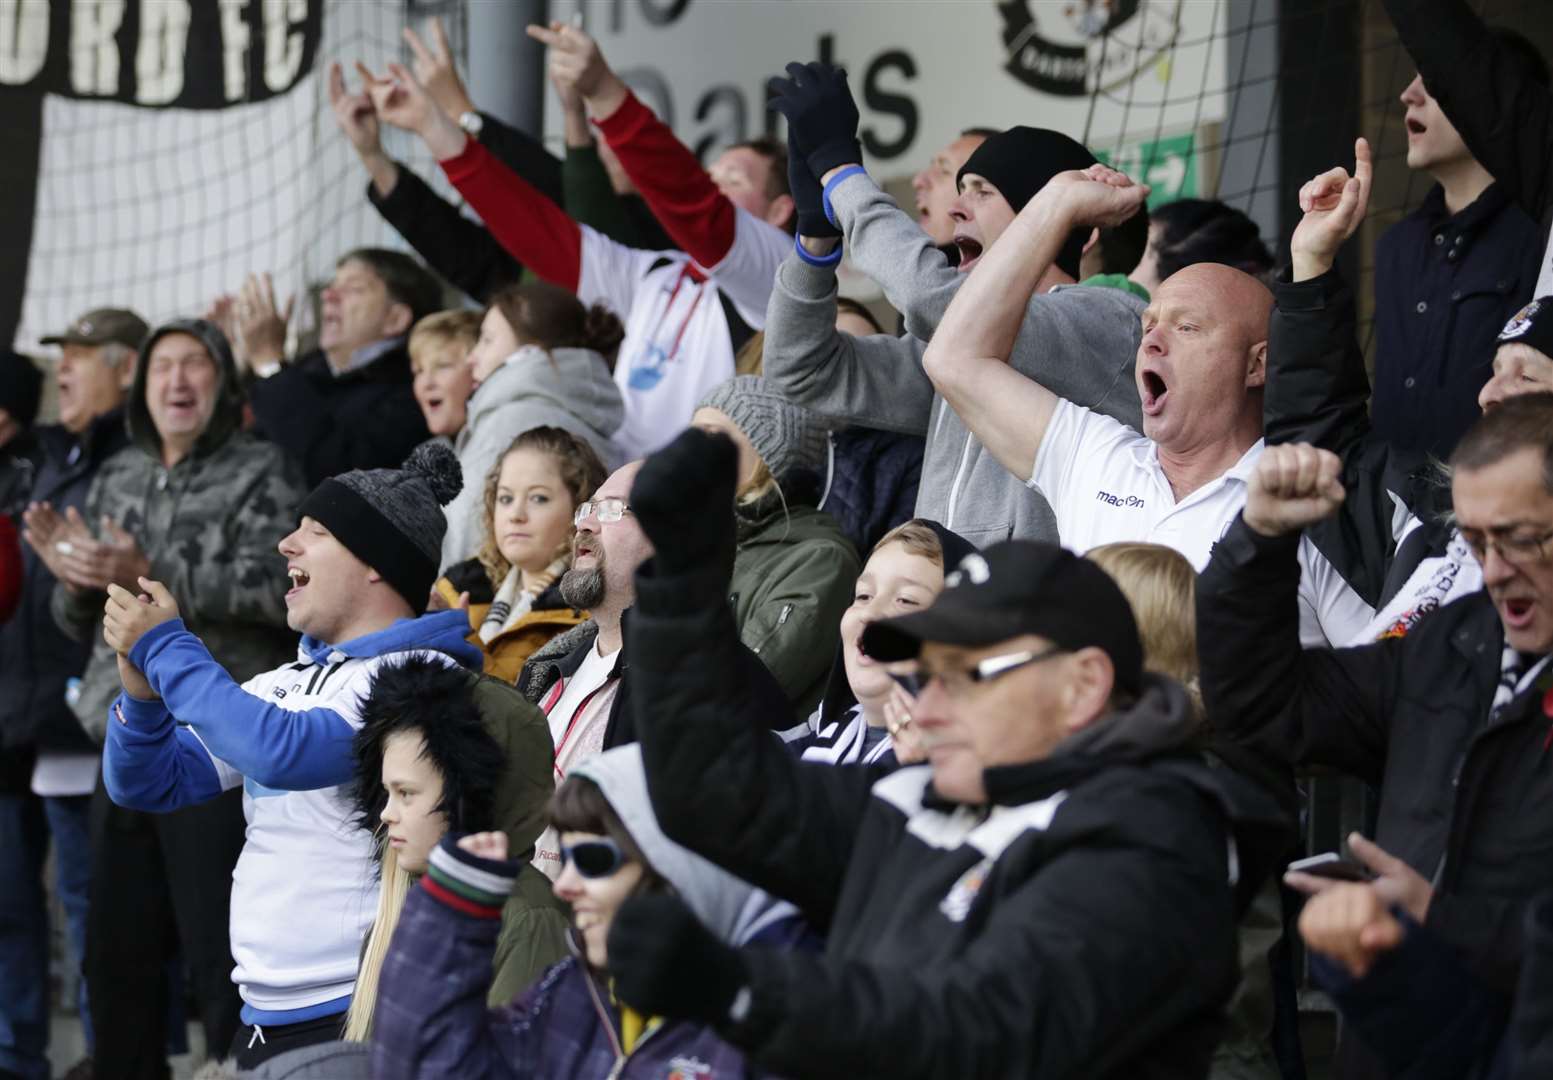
{"left": 228, "top": 1013, "right": 345, "bottom": 1069}
{"left": 85, "top": 781, "right": 245, "bottom": 1079}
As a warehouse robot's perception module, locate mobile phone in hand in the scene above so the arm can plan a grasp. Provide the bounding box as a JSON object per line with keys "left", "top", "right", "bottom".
{"left": 1287, "top": 852, "right": 1371, "bottom": 882}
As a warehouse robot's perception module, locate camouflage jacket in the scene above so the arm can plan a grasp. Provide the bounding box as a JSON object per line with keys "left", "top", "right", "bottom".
{"left": 52, "top": 319, "right": 306, "bottom": 742}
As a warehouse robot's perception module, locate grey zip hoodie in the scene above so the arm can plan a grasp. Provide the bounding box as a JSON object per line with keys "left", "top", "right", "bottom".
{"left": 441, "top": 345, "right": 624, "bottom": 571}
{"left": 763, "top": 172, "right": 1144, "bottom": 547}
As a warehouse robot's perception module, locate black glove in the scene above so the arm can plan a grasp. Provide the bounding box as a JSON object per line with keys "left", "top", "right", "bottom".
{"left": 782, "top": 125, "right": 840, "bottom": 239}
{"left": 629, "top": 427, "right": 739, "bottom": 579}
{"left": 767, "top": 62, "right": 862, "bottom": 180}
{"left": 607, "top": 893, "right": 749, "bottom": 1024}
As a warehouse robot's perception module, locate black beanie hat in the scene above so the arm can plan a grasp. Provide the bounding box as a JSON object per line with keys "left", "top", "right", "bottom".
{"left": 0, "top": 351, "right": 43, "bottom": 430}
{"left": 297, "top": 442, "right": 463, "bottom": 615}
{"left": 957, "top": 126, "right": 1098, "bottom": 279}
{"left": 1497, "top": 298, "right": 1553, "bottom": 360}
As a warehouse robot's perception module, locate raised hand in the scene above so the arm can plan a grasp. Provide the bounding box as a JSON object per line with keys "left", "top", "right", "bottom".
{"left": 767, "top": 62, "right": 863, "bottom": 180}
{"left": 1290, "top": 137, "right": 1372, "bottom": 281}
{"left": 1296, "top": 880, "right": 1405, "bottom": 979}
{"left": 327, "top": 61, "right": 382, "bottom": 157}
{"left": 1040, "top": 163, "right": 1151, "bottom": 229}
{"left": 403, "top": 17, "right": 475, "bottom": 120}
{"left": 236, "top": 272, "right": 294, "bottom": 370}
{"left": 102, "top": 578, "right": 181, "bottom": 656}
{"left": 1243, "top": 443, "right": 1345, "bottom": 538}
{"left": 629, "top": 428, "right": 739, "bottom": 578}
{"left": 607, "top": 893, "right": 747, "bottom": 1022}
{"left": 356, "top": 60, "right": 466, "bottom": 160}
{"left": 204, "top": 294, "right": 239, "bottom": 349}
{"left": 526, "top": 21, "right": 627, "bottom": 118}
{"left": 457, "top": 830, "right": 509, "bottom": 862}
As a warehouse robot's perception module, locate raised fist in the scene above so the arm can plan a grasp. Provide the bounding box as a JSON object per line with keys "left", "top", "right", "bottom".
{"left": 1244, "top": 443, "right": 1345, "bottom": 538}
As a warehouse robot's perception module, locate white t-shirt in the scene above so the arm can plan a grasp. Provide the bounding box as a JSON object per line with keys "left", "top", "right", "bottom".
{"left": 534, "top": 640, "right": 622, "bottom": 881}
{"left": 1029, "top": 400, "right": 1375, "bottom": 647}
{"left": 577, "top": 212, "right": 786, "bottom": 460}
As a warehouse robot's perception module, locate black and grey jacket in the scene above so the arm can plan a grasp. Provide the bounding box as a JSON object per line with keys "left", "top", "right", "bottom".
{"left": 629, "top": 539, "right": 1290, "bottom": 1079}
{"left": 1199, "top": 514, "right": 1553, "bottom": 1001}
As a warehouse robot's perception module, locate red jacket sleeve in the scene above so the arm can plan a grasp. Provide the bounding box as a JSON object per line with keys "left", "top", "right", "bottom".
{"left": 440, "top": 138, "right": 584, "bottom": 292}
{"left": 594, "top": 91, "right": 738, "bottom": 270}
{"left": 0, "top": 514, "right": 22, "bottom": 623}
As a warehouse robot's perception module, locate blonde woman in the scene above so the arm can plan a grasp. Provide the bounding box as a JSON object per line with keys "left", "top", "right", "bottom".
{"left": 434, "top": 427, "right": 607, "bottom": 682}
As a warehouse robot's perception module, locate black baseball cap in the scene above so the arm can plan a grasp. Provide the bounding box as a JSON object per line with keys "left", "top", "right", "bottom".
{"left": 861, "top": 540, "right": 1144, "bottom": 695}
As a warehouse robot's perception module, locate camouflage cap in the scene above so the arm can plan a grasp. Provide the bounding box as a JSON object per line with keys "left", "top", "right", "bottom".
{"left": 40, "top": 308, "right": 150, "bottom": 350}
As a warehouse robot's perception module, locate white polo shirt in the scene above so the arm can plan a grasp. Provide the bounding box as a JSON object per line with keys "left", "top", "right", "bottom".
{"left": 1030, "top": 400, "right": 1375, "bottom": 647}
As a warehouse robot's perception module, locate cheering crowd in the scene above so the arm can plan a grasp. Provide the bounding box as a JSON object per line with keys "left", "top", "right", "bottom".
{"left": 2, "top": 0, "right": 1552, "bottom": 1076}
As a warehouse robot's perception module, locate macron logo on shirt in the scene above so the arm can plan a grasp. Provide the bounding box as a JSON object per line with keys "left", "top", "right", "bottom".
{"left": 1095, "top": 490, "right": 1145, "bottom": 509}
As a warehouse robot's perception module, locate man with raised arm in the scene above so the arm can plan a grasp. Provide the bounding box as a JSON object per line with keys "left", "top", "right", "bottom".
{"left": 596, "top": 426, "right": 1286, "bottom": 1079}
{"left": 363, "top": 24, "right": 793, "bottom": 459}
{"left": 920, "top": 163, "right": 1372, "bottom": 646}
{"left": 763, "top": 63, "right": 1145, "bottom": 546}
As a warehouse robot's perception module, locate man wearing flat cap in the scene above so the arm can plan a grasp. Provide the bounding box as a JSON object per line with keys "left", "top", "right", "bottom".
{"left": 475, "top": 426, "right": 1288, "bottom": 1079}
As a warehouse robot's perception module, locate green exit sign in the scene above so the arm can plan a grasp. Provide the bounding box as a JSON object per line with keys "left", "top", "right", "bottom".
{"left": 1094, "top": 132, "right": 1198, "bottom": 208}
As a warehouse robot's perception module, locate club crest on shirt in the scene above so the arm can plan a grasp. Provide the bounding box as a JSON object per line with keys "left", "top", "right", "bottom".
{"left": 666, "top": 1056, "right": 713, "bottom": 1079}
{"left": 940, "top": 856, "right": 995, "bottom": 923}
{"left": 1500, "top": 300, "right": 1541, "bottom": 341}
{"left": 997, "top": 0, "right": 1181, "bottom": 97}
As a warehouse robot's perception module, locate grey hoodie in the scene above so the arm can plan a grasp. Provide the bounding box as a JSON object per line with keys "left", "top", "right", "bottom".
{"left": 763, "top": 173, "right": 1144, "bottom": 548}
{"left": 570, "top": 744, "right": 798, "bottom": 946}
{"left": 440, "top": 345, "right": 624, "bottom": 571}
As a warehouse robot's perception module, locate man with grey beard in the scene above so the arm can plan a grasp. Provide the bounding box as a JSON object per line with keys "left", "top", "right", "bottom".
{"left": 516, "top": 460, "right": 649, "bottom": 877}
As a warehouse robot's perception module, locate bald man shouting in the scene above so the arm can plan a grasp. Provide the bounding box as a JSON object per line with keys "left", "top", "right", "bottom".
{"left": 923, "top": 165, "right": 1372, "bottom": 646}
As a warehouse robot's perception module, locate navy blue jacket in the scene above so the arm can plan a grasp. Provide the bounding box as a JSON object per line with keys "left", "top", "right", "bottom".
{"left": 0, "top": 410, "right": 130, "bottom": 754}
{"left": 1370, "top": 183, "right": 1542, "bottom": 459}
{"left": 821, "top": 427, "right": 923, "bottom": 557}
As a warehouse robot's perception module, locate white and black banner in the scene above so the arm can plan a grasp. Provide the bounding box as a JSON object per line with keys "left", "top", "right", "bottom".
{"left": 4, "top": 0, "right": 463, "bottom": 354}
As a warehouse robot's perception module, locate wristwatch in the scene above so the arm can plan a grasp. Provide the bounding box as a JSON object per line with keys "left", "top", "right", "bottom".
{"left": 458, "top": 111, "right": 485, "bottom": 138}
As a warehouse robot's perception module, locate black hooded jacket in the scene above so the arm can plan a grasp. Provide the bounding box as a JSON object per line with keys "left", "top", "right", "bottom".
{"left": 628, "top": 534, "right": 1290, "bottom": 1079}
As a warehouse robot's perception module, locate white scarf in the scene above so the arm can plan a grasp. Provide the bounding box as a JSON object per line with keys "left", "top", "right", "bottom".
{"left": 477, "top": 555, "right": 569, "bottom": 644}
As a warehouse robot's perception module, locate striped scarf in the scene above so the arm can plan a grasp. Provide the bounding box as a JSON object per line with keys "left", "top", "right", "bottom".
{"left": 478, "top": 555, "right": 570, "bottom": 645}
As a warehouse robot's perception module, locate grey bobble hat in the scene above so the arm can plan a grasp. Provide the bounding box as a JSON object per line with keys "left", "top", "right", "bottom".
{"left": 296, "top": 442, "right": 463, "bottom": 614}
{"left": 697, "top": 375, "right": 827, "bottom": 483}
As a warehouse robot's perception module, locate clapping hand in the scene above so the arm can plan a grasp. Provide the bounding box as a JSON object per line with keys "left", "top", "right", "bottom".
{"left": 102, "top": 578, "right": 181, "bottom": 657}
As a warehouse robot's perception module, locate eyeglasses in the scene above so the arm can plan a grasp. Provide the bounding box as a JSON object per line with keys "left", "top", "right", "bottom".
{"left": 1460, "top": 528, "right": 1553, "bottom": 569}
{"left": 573, "top": 498, "right": 632, "bottom": 527}
{"left": 559, "top": 838, "right": 627, "bottom": 879}
{"left": 888, "top": 646, "right": 1067, "bottom": 698}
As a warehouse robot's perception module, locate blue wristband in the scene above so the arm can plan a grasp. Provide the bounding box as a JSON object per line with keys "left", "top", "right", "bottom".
{"left": 821, "top": 165, "right": 868, "bottom": 228}
{"left": 794, "top": 235, "right": 843, "bottom": 268}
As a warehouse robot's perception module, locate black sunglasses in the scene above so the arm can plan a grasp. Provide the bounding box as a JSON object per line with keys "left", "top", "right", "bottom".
{"left": 559, "top": 837, "right": 627, "bottom": 879}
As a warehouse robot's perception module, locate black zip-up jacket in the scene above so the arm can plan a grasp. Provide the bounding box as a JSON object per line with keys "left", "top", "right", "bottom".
{"left": 0, "top": 409, "right": 130, "bottom": 753}
{"left": 249, "top": 342, "right": 428, "bottom": 488}
{"left": 628, "top": 546, "right": 1290, "bottom": 1079}
{"left": 1384, "top": 0, "right": 1553, "bottom": 247}
{"left": 1265, "top": 268, "right": 1449, "bottom": 610}
{"left": 1199, "top": 515, "right": 1553, "bottom": 999}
